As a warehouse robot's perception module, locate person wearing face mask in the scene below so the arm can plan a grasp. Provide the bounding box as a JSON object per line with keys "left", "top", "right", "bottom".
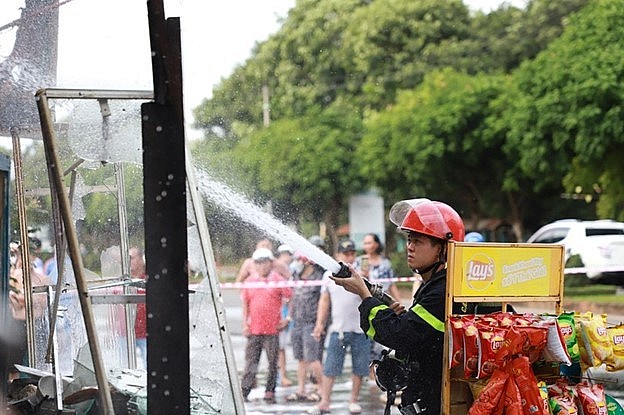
{"left": 330, "top": 199, "right": 473, "bottom": 415}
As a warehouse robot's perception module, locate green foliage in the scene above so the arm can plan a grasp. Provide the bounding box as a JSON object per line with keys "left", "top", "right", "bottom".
{"left": 231, "top": 100, "right": 366, "bottom": 230}
{"left": 190, "top": 0, "right": 611, "bottom": 248}
{"left": 340, "top": 0, "right": 472, "bottom": 109}
{"left": 359, "top": 69, "right": 518, "bottom": 223}
{"left": 565, "top": 254, "right": 584, "bottom": 269}
{"left": 564, "top": 281, "right": 624, "bottom": 305}
{"left": 505, "top": 0, "right": 624, "bottom": 220}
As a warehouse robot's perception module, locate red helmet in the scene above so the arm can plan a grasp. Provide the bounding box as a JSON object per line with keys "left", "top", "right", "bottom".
{"left": 389, "top": 199, "right": 465, "bottom": 242}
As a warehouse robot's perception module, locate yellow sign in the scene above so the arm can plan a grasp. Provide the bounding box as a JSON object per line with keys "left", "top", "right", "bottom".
{"left": 450, "top": 242, "right": 564, "bottom": 297}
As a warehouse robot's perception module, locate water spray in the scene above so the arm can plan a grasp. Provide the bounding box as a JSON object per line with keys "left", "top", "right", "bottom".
{"left": 333, "top": 262, "right": 396, "bottom": 306}
{"left": 194, "top": 169, "right": 398, "bottom": 306}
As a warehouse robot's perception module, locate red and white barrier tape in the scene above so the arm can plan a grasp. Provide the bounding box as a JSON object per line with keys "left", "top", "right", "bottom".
{"left": 217, "top": 276, "right": 419, "bottom": 289}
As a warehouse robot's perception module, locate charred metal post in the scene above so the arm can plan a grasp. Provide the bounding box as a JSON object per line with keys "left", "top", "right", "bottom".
{"left": 144, "top": 1, "right": 189, "bottom": 413}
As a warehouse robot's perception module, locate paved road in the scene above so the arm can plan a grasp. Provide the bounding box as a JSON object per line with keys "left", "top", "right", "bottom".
{"left": 222, "top": 289, "right": 394, "bottom": 414}
{"left": 221, "top": 289, "right": 624, "bottom": 414}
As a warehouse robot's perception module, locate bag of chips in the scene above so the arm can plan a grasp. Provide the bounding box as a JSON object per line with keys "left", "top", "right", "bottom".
{"left": 577, "top": 312, "right": 612, "bottom": 369}
{"left": 549, "top": 394, "right": 578, "bottom": 415}
{"left": 449, "top": 316, "right": 465, "bottom": 369}
{"left": 558, "top": 312, "right": 580, "bottom": 363}
{"left": 540, "top": 316, "right": 572, "bottom": 366}
{"left": 467, "top": 369, "right": 508, "bottom": 415}
{"left": 506, "top": 356, "right": 550, "bottom": 415}
{"left": 606, "top": 324, "right": 624, "bottom": 372}
{"left": 464, "top": 319, "right": 480, "bottom": 378}
{"left": 576, "top": 382, "right": 607, "bottom": 415}
{"left": 477, "top": 324, "right": 508, "bottom": 379}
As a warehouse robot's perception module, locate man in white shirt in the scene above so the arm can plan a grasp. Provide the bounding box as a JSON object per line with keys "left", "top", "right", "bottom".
{"left": 308, "top": 239, "right": 369, "bottom": 415}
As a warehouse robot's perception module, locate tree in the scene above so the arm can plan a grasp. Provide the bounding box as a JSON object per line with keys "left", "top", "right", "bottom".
{"left": 358, "top": 69, "right": 520, "bottom": 229}
{"left": 504, "top": 0, "right": 624, "bottom": 220}
{"left": 338, "top": 0, "right": 472, "bottom": 109}
{"left": 192, "top": 0, "right": 602, "bottom": 243}
{"left": 230, "top": 100, "right": 366, "bottom": 246}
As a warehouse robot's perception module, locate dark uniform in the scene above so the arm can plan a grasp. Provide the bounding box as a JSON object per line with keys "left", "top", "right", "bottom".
{"left": 359, "top": 268, "right": 471, "bottom": 414}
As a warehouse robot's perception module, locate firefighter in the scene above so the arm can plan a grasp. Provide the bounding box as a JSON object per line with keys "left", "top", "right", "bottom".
{"left": 331, "top": 199, "right": 466, "bottom": 414}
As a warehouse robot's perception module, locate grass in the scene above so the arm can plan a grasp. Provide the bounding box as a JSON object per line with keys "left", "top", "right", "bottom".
{"left": 563, "top": 275, "right": 624, "bottom": 304}
{"left": 564, "top": 286, "right": 624, "bottom": 304}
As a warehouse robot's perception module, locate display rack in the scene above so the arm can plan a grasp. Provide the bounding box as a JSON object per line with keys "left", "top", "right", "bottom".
{"left": 441, "top": 242, "right": 565, "bottom": 414}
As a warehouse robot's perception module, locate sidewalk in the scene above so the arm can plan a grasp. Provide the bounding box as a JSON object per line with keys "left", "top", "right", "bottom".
{"left": 229, "top": 332, "right": 395, "bottom": 414}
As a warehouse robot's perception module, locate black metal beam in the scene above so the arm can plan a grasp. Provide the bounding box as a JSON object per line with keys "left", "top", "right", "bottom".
{"left": 143, "top": 2, "right": 189, "bottom": 412}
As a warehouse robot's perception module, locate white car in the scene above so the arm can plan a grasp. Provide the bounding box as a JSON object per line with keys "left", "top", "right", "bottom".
{"left": 526, "top": 219, "right": 624, "bottom": 282}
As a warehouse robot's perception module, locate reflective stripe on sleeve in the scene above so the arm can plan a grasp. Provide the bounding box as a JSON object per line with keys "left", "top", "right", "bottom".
{"left": 365, "top": 304, "right": 389, "bottom": 339}
{"left": 411, "top": 303, "right": 445, "bottom": 332}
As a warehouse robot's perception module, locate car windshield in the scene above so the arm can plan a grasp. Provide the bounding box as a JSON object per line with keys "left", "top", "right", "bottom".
{"left": 533, "top": 228, "right": 569, "bottom": 243}
{"left": 585, "top": 228, "right": 624, "bottom": 236}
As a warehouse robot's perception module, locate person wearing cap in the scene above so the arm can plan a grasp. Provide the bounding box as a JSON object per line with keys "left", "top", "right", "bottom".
{"left": 331, "top": 199, "right": 473, "bottom": 415}
{"left": 240, "top": 248, "right": 292, "bottom": 403}
{"left": 307, "top": 239, "right": 369, "bottom": 415}
{"left": 235, "top": 238, "right": 291, "bottom": 283}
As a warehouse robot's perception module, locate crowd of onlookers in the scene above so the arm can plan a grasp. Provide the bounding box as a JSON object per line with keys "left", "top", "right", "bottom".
{"left": 237, "top": 234, "right": 411, "bottom": 414}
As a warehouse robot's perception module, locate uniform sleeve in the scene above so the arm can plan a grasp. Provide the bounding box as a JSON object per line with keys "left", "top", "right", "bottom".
{"left": 358, "top": 286, "right": 445, "bottom": 355}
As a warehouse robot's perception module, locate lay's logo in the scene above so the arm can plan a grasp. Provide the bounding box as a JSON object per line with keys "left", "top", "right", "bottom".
{"left": 597, "top": 327, "right": 607, "bottom": 337}
{"left": 465, "top": 254, "right": 496, "bottom": 291}
{"left": 466, "top": 259, "right": 495, "bottom": 281}
{"left": 613, "top": 334, "right": 624, "bottom": 345}
{"left": 560, "top": 325, "right": 573, "bottom": 336}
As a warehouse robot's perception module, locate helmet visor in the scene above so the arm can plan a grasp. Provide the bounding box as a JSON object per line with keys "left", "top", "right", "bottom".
{"left": 389, "top": 198, "right": 431, "bottom": 227}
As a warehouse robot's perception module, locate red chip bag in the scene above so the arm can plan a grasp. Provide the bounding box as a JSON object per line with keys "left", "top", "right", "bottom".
{"left": 506, "top": 356, "right": 549, "bottom": 415}
{"left": 548, "top": 378, "right": 578, "bottom": 414}
{"left": 516, "top": 325, "right": 549, "bottom": 362}
{"left": 449, "top": 316, "right": 465, "bottom": 369}
{"left": 464, "top": 319, "right": 480, "bottom": 378}
{"left": 477, "top": 324, "right": 508, "bottom": 379}
{"left": 576, "top": 382, "right": 607, "bottom": 415}
{"left": 468, "top": 369, "right": 508, "bottom": 415}
{"left": 512, "top": 314, "right": 540, "bottom": 327}
{"left": 499, "top": 374, "right": 523, "bottom": 415}
{"left": 492, "top": 312, "right": 515, "bottom": 328}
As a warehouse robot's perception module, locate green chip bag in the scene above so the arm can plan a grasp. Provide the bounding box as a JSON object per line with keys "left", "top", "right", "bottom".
{"left": 558, "top": 312, "right": 580, "bottom": 363}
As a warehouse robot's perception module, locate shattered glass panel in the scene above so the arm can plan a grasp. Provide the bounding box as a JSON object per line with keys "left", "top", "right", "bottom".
{"left": 63, "top": 99, "right": 143, "bottom": 164}
{"left": 188, "top": 180, "right": 238, "bottom": 413}
{"left": 18, "top": 93, "right": 242, "bottom": 413}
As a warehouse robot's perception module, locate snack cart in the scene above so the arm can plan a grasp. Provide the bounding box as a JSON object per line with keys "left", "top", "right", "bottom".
{"left": 441, "top": 241, "right": 565, "bottom": 414}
